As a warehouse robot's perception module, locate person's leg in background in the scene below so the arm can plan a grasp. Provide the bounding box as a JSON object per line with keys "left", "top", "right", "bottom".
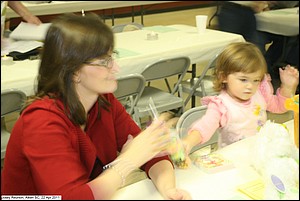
{"left": 263, "top": 33, "right": 285, "bottom": 76}
{"left": 218, "top": 2, "right": 265, "bottom": 53}
{"left": 264, "top": 35, "right": 299, "bottom": 91}
{"left": 285, "top": 35, "right": 299, "bottom": 93}
{"left": 286, "top": 35, "right": 299, "bottom": 68}
{"left": 264, "top": 34, "right": 285, "bottom": 91}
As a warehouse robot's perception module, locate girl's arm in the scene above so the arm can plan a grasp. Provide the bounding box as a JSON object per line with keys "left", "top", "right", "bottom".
{"left": 279, "top": 65, "right": 299, "bottom": 97}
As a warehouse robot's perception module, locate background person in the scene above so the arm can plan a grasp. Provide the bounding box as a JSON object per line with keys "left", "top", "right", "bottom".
{"left": 217, "top": 1, "right": 268, "bottom": 53}
{"left": 1, "top": 1, "right": 41, "bottom": 48}
{"left": 257, "top": 1, "right": 299, "bottom": 88}
{"left": 6, "top": 1, "right": 41, "bottom": 24}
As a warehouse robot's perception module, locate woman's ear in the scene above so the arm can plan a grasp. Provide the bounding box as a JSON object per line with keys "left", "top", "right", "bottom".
{"left": 73, "top": 71, "right": 81, "bottom": 83}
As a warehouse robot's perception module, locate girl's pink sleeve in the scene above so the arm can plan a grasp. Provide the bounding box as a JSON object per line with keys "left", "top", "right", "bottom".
{"left": 259, "top": 74, "right": 288, "bottom": 113}
{"left": 188, "top": 96, "right": 227, "bottom": 144}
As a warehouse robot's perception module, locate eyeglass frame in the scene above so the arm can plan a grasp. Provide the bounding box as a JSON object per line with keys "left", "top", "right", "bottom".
{"left": 83, "top": 51, "right": 119, "bottom": 69}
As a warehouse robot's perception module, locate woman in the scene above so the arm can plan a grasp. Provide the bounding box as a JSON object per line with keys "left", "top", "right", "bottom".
{"left": 1, "top": 13, "right": 191, "bottom": 200}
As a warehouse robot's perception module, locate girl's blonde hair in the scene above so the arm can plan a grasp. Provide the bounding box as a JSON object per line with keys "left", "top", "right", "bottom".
{"left": 214, "top": 42, "right": 267, "bottom": 91}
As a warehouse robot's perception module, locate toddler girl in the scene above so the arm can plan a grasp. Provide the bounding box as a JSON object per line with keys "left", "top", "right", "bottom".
{"left": 183, "top": 42, "right": 299, "bottom": 152}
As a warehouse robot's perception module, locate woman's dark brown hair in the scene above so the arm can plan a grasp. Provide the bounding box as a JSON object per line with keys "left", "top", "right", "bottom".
{"left": 25, "top": 13, "right": 114, "bottom": 125}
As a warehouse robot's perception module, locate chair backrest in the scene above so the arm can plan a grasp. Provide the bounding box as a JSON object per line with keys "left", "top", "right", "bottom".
{"left": 112, "top": 22, "right": 144, "bottom": 33}
{"left": 134, "top": 57, "right": 190, "bottom": 121}
{"left": 176, "top": 105, "right": 219, "bottom": 153}
{"left": 114, "top": 73, "right": 146, "bottom": 115}
{"left": 1, "top": 89, "right": 27, "bottom": 159}
{"left": 1, "top": 89, "right": 27, "bottom": 116}
{"left": 184, "top": 53, "right": 219, "bottom": 106}
{"left": 141, "top": 56, "right": 191, "bottom": 94}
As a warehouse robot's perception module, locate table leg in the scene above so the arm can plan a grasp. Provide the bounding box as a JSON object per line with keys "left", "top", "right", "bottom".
{"left": 191, "top": 64, "right": 196, "bottom": 108}
{"left": 111, "top": 9, "right": 115, "bottom": 26}
{"left": 131, "top": 6, "right": 135, "bottom": 22}
{"left": 141, "top": 6, "right": 144, "bottom": 25}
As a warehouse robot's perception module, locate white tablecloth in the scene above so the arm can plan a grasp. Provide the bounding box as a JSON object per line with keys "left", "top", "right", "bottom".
{"left": 112, "top": 120, "right": 297, "bottom": 200}
{"left": 256, "top": 7, "right": 299, "bottom": 36}
{"left": 116, "top": 24, "right": 245, "bottom": 76}
{"left": 1, "top": 25, "right": 244, "bottom": 96}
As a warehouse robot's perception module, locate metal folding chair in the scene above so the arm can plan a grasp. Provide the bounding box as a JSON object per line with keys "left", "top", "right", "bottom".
{"left": 112, "top": 22, "right": 143, "bottom": 33}
{"left": 181, "top": 53, "right": 220, "bottom": 108}
{"left": 176, "top": 105, "right": 219, "bottom": 154}
{"left": 114, "top": 74, "right": 146, "bottom": 127}
{"left": 134, "top": 56, "right": 190, "bottom": 122}
{"left": 1, "top": 89, "right": 27, "bottom": 159}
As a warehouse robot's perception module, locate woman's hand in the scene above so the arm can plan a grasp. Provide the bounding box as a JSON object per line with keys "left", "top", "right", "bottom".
{"left": 120, "top": 118, "right": 171, "bottom": 168}
{"left": 163, "top": 188, "right": 192, "bottom": 200}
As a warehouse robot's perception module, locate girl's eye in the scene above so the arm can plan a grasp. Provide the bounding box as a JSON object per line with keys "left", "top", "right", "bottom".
{"left": 240, "top": 79, "right": 247, "bottom": 83}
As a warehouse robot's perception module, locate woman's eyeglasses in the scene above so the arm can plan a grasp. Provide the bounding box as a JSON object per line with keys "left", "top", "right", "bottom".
{"left": 84, "top": 56, "right": 114, "bottom": 69}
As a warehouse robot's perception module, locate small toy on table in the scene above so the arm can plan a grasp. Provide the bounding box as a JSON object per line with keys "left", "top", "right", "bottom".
{"left": 168, "top": 129, "right": 189, "bottom": 169}
{"left": 192, "top": 152, "right": 234, "bottom": 173}
{"left": 148, "top": 97, "right": 188, "bottom": 169}
{"left": 284, "top": 94, "right": 299, "bottom": 148}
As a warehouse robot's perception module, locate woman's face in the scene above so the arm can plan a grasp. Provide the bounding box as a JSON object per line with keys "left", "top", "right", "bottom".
{"left": 74, "top": 55, "right": 120, "bottom": 100}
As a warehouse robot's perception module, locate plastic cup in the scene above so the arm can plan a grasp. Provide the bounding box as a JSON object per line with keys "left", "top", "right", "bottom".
{"left": 195, "top": 15, "right": 208, "bottom": 34}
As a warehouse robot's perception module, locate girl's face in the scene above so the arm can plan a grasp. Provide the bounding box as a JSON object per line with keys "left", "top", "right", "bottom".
{"left": 224, "top": 71, "right": 262, "bottom": 103}
{"left": 74, "top": 55, "right": 120, "bottom": 101}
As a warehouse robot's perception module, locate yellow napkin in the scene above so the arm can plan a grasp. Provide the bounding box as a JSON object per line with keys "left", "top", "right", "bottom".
{"left": 237, "top": 179, "right": 265, "bottom": 200}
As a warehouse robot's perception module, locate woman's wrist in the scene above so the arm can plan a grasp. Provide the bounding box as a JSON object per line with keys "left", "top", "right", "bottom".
{"left": 103, "top": 158, "right": 137, "bottom": 187}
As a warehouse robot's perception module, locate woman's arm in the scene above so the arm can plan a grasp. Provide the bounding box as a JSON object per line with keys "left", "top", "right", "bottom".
{"left": 149, "top": 160, "right": 191, "bottom": 200}
{"left": 89, "top": 119, "right": 172, "bottom": 199}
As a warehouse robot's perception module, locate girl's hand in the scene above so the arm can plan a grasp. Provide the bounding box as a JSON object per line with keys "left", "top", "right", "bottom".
{"left": 279, "top": 65, "right": 299, "bottom": 97}
{"left": 279, "top": 65, "right": 299, "bottom": 89}
{"left": 180, "top": 139, "right": 192, "bottom": 167}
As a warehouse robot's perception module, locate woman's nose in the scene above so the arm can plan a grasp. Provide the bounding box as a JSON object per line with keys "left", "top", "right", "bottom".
{"left": 112, "top": 60, "right": 120, "bottom": 73}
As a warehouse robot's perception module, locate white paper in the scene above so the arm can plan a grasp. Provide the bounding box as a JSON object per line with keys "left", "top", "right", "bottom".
{"left": 1, "top": 40, "right": 43, "bottom": 56}
{"left": 10, "top": 22, "right": 51, "bottom": 41}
